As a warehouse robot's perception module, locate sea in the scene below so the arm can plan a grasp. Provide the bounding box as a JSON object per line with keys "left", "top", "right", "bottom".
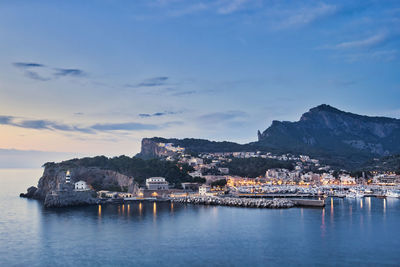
{"left": 1, "top": 169, "right": 400, "bottom": 266}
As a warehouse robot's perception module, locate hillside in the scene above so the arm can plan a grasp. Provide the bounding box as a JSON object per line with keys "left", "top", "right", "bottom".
{"left": 140, "top": 105, "right": 400, "bottom": 170}
{"left": 361, "top": 155, "right": 400, "bottom": 173}
{"left": 256, "top": 104, "right": 400, "bottom": 168}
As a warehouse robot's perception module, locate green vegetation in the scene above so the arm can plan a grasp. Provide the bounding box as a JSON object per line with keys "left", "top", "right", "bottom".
{"left": 360, "top": 154, "right": 400, "bottom": 173}
{"left": 44, "top": 155, "right": 197, "bottom": 186}
{"left": 221, "top": 157, "right": 294, "bottom": 178}
{"left": 211, "top": 179, "right": 227, "bottom": 187}
{"left": 192, "top": 176, "right": 206, "bottom": 183}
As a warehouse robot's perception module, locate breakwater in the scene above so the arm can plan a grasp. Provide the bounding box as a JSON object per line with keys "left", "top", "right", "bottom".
{"left": 171, "top": 196, "right": 295, "bottom": 209}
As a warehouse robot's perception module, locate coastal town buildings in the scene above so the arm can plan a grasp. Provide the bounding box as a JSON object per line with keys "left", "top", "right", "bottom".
{"left": 146, "top": 177, "right": 169, "bottom": 190}
{"left": 74, "top": 180, "right": 89, "bottom": 191}
{"left": 199, "top": 185, "right": 211, "bottom": 195}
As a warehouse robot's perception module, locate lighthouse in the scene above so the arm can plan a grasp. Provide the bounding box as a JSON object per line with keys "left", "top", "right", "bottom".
{"left": 65, "top": 170, "right": 71, "bottom": 184}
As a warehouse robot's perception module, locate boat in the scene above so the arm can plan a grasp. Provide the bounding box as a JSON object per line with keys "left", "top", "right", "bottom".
{"left": 385, "top": 190, "right": 400, "bottom": 198}
{"left": 335, "top": 192, "right": 346, "bottom": 198}
{"left": 346, "top": 192, "right": 364, "bottom": 198}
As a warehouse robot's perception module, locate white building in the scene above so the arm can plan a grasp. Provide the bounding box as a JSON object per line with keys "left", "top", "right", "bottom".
{"left": 146, "top": 177, "right": 169, "bottom": 190}
{"left": 74, "top": 180, "right": 89, "bottom": 191}
{"left": 218, "top": 168, "right": 229, "bottom": 174}
{"left": 340, "top": 174, "right": 356, "bottom": 185}
{"left": 189, "top": 170, "right": 203, "bottom": 178}
{"left": 199, "top": 185, "right": 211, "bottom": 195}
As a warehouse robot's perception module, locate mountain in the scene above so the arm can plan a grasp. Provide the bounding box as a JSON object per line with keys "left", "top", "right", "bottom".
{"left": 139, "top": 105, "right": 400, "bottom": 169}
{"left": 256, "top": 104, "right": 400, "bottom": 168}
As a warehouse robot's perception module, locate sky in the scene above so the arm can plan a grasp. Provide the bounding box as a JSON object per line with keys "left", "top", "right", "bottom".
{"left": 0, "top": 0, "right": 399, "bottom": 165}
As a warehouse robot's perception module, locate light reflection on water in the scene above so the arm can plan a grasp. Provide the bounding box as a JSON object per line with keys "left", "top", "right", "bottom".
{"left": 1, "top": 170, "right": 400, "bottom": 266}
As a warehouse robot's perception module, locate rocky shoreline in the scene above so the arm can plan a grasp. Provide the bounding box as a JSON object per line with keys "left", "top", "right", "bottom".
{"left": 43, "top": 190, "right": 98, "bottom": 208}
{"left": 171, "top": 196, "right": 295, "bottom": 209}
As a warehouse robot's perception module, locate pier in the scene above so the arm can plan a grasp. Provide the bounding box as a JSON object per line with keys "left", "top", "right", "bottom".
{"left": 237, "top": 193, "right": 318, "bottom": 198}
{"left": 171, "top": 196, "right": 325, "bottom": 208}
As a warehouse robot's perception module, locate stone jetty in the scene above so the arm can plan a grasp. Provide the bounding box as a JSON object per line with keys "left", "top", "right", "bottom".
{"left": 171, "top": 196, "right": 295, "bottom": 209}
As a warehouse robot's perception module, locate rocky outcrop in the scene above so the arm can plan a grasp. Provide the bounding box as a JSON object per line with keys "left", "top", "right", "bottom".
{"left": 21, "top": 161, "right": 137, "bottom": 208}
{"left": 255, "top": 104, "right": 400, "bottom": 168}
{"left": 138, "top": 137, "right": 254, "bottom": 159}
{"left": 31, "top": 164, "right": 136, "bottom": 200}
{"left": 44, "top": 190, "right": 97, "bottom": 208}
{"left": 20, "top": 186, "right": 38, "bottom": 198}
{"left": 172, "top": 196, "right": 295, "bottom": 209}
{"left": 257, "top": 104, "right": 400, "bottom": 155}
{"left": 139, "top": 138, "right": 176, "bottom": 158}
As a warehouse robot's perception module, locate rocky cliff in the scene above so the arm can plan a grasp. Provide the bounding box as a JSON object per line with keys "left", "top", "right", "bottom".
{"left": 138, "top": 105, "right": 400, "bottom": 169}
{"left": 256, "top": 104, "right": 400, "bottom": 167}
{"left": 139, "top": 138, "right": 177, "bottom": 158}
{"left": 21, "top": 161, "right": 137, "bottom": 205}
{"left": 138, "top": 137, "right": 253, "bottom": 158}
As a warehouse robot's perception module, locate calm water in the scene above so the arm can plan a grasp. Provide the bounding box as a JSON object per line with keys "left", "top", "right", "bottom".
{"left": 1, "top": 169, "right": 400, "bottom": 266}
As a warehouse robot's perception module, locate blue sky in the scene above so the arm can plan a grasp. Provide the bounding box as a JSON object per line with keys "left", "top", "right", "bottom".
{"left": 0, "top": 0, "right": 399, "bottom": 160}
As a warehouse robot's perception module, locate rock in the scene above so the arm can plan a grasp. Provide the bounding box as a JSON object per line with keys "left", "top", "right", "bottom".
{"left": 20, "top": 186, "right": 38, "bottom": 198}
{"left": 44, "top": 190, "right": 97, "bottom": 208}
{"left": 24, "top": 163, "right": 136, "bottom": 200}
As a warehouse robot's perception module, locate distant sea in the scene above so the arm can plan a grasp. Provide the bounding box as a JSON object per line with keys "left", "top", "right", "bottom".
{"left": 1, "top": 169, "right": 400, "bottom": 266}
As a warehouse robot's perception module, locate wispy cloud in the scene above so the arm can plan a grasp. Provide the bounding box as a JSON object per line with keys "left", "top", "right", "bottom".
{"left": 13, "top": 62, "right": 45, "bottom": 68}
{"left": 12, "top": 61, "right": 50, "bottom": 81}
{"left": 24, "top": 71, "right": 51, "bottom": 81}
{"left": 218, "top": 0, "right": 249, "bottom": 15}
{"left": 171, "top": 90, "right": 197, "bottom": 96}
{"left": 343, "top": 49, "right": 398, "bottom": 62}
{"left": 126, "top": 76, "right": 170, "bottom": 88}
{"left": 54, "top": 68, "right": 86, "bottom": 77}
{"left": 137, "top": 76, "right": 169, "bottom": 87}
{"left": 0, "top": 116, "right": 13, "bottom": 124}
{"left": 12, "top": 62, "right": 86, "bottom": 81}
{"left": 151, "top": 0, "right": 253, "bottom": 17}
{"left": 334, "top": 33, "right": 387, "bottom": 49}
{"left": 138, "top": 111, "right": 178, "bottom": 118}
{"left": 0, "top": 115, "right": 169, "bottom": 133}
{"left": 274, "top": 3, "right": 337, "bottom": 29}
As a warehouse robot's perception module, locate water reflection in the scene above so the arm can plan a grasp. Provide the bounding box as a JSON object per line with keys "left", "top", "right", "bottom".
{"left": 321, "top": 208, "right": 326, "bottom": 238}
{"left": 330, "top": 198, "right": 334, "bottom": 224}
{"left": 366, "top": 197, "right": 371, "bottom": 215}
{"left": 383, "top": 198, "right": 386, "bottom": 214}
{"left": 360, "top": 199, "right": 363, "bottom": 209}
{"left": 139, "top": 202, "right": 142, "bottom": 216}
{"left": 153, "top": 202, "right": 157, "bottom": 217}
{"left": 170, "top": 202, "right": 174, "bottom": 213}
{"left": 98, "top": 205, "right": 102, "bottom": 218}
{"left": 349, "top": 205, "right": 352, "bottom": 224}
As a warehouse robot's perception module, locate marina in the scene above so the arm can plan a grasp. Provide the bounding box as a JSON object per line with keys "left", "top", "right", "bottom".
{"left": 4, "top": 170, "right": 400, "bottom": 266}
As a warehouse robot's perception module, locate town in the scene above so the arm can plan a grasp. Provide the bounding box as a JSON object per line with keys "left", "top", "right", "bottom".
{"left": 89, "top": 142, "right": 400, "bottom": 203}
